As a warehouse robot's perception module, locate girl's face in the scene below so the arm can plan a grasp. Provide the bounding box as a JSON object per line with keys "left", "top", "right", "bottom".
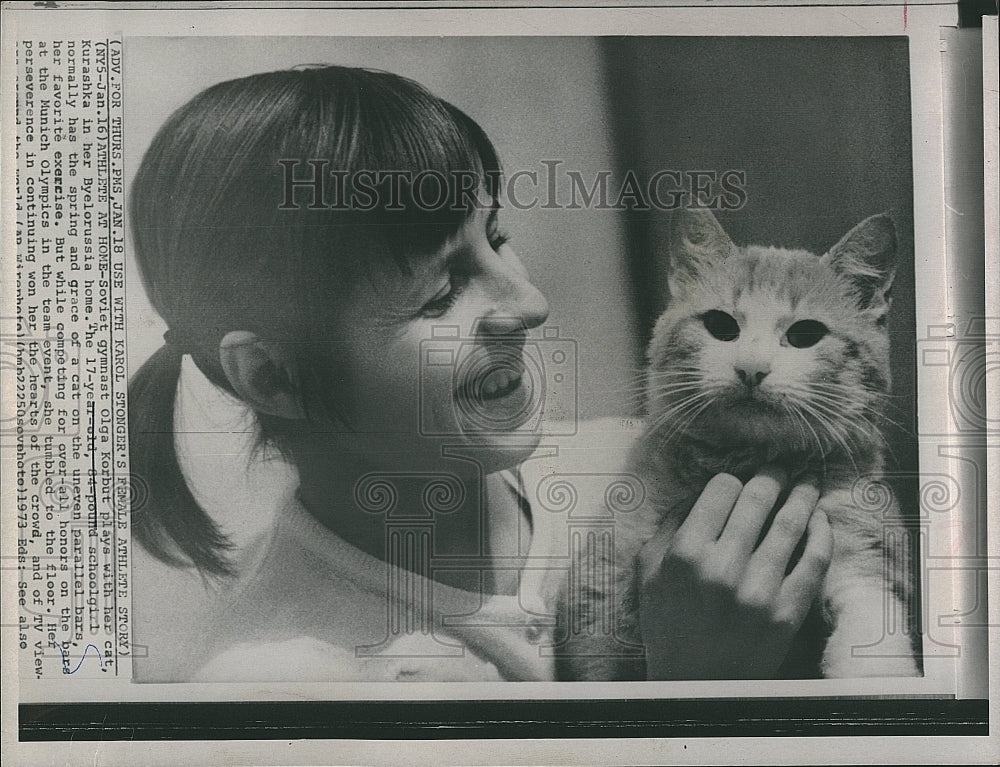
{"left": 324, "top": 208, "right": 551, "bottom": 473}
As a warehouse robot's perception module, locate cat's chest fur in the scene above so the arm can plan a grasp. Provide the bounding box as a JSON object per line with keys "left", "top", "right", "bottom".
{"left": 613, "top": 425, "right": 878, "bottom": 559}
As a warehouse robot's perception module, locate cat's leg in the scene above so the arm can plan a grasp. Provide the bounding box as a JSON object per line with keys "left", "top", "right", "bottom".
{"left": 553, "top": 494, "right": 661, "bottom": 681}
{"left": 818, "top": 493, "right": 920, "bottom": 678}
{"left": 554, "top": 534, "right": 646, "bottom": 681}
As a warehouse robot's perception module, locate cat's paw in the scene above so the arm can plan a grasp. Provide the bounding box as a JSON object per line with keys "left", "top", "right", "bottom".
{"left": 822, "top": 652, "right": 920, "bottom": 678}
{"left": 821, "top": 627, "right": 920, "bottom": 678}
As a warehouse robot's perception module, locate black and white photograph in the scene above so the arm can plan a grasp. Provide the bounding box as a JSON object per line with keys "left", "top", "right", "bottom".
{"left": 123, "top": 34, "right": 923, "bottom": 685}
{"left": 3, "top": 2, "right": 995, "bottom": 764}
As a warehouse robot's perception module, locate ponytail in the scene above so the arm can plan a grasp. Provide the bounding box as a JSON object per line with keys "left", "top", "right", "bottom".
{"left": 129, "top": 344, "right": 235, "bottom": 577}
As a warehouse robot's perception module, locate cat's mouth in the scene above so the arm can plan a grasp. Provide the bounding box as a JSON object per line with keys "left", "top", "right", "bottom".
{"left": 725, "top": 385, "right": 780, "bottom": 408}
{"left": 694, "top": 392, "right": 805, "bottom": 448}
{"left": 713, "top": 387, "right": 791, "bottom": 426}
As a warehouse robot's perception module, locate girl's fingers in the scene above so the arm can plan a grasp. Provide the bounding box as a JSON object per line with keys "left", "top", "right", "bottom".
{"left": 746, "top": 482, "right": 821, "bottom": 581}
{"left": 674, "top": 472, "right": 744, "bottom": 542}
{"left": 638, "top": 473, "right": 742, "bottom": 582}
{"left": 774, "top": 510, "right": 833, "bottom": 627}
{"left": 714, "top": 467, "right": 787, "bottom": 564}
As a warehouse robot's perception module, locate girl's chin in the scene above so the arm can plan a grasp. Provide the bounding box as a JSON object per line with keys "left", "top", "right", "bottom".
{"left": 453, "top": 380, "right": 541, "bottom": 437}
{"left": 454, "top": 421, "right": 545, "bottom": 450}
{"left": 438, "top": 430, "right": 544, "bottom": 475}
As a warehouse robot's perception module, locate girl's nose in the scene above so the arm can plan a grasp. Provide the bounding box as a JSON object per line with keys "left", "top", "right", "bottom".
{"left": 476, "top": 255, "right": 550, "bottom": 336}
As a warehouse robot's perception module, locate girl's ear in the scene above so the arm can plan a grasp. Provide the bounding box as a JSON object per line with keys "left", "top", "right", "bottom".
{"left": 218, "top": 331, "right": 305, "bottom": 420}
{"left": 667, "top": 208, "right": 733, "bottom": 297}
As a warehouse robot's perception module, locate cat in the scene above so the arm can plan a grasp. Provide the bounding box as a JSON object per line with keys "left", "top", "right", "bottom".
{"left": 555, "top": 209, "right": 921, "bottom": 681}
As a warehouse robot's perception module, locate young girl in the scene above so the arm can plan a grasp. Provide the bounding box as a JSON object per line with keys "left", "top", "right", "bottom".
{"left": 128, "top": 65, "right": 832, "bottom": 682}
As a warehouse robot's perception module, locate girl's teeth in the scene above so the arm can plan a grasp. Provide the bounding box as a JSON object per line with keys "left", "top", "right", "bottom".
{"left": 474, "top": 367, "right": 522, "bottom": 400}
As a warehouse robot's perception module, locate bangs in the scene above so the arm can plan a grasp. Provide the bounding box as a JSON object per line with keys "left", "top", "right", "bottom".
{"left": 283, "top": 67, "right": 503, "bottom": 269}
{"left": 130, "top": 65, "right": 503, "bottom": 344}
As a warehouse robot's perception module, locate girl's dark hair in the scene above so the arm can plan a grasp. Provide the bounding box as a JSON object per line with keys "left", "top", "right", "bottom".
{"left": 129, "top": 66, "right": 502, "bottom": 575}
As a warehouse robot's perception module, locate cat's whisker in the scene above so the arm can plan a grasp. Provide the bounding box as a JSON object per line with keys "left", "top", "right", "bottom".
{"left": 648, "top": 395, "right": 710, "bottom": 434}
{"left": 785, "top": 403, "right": 829, "bottom": 477}
{"left": 644, "top": 370, "right": 704, "bottom": 379}
{"left": 798, "top": 402, "right": 862, "bottom": 476}
{"left": 808, "top": 387, "right": 905, "bottom": 427}
{"left": 791, "top": 384, "right": 903, "bottom": 437}
{"left": 674, "top": 399, "right": 716, "bottom": 440}
{"left": 805, "top": 396, "right": 886, "bottom": 448}
{"left": 641, "top": 378, "right": 705, "bottom": 392}
{"left": 811, "top": 381, "right": 890, "bottom": 395}
{"left": 788, "top": 394, "right": 846, "bottom": 448}
{"left": 855, "top": 405, "right": 905, "bottom": 433}
{"left": 647, "top": 393, "right": 716, "bottom": 448}
{"left": 654, "top": 398, "right": 715, "bottom": 451}
{"left": 585, "top": 376, "right": 709, "bottom": 410}
{"left": 649, "top": 382, "right": 706, "bottom": 393}
{"left": 637, "top": 370, "right": 704, "bottom": 387}
{"left": 644, "top": 386, "right": 717, "bottom": 416}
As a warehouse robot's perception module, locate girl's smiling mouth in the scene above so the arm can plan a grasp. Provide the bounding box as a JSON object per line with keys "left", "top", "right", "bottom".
{"left": 461, "top": 352, "right": 527, "bottom": 403}
{"left": 478, "top": 366, "right": 523, "bottom": 400}
{"left": 453, "top": 343, "right": 538, "bottom": 431}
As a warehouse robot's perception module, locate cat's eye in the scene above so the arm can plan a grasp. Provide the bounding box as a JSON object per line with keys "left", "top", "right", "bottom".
{"left": 786, "top": 319, "right": 829, "bottom": 348}
{"left": 702, "top": 310, "right": 740, "bottom": 341}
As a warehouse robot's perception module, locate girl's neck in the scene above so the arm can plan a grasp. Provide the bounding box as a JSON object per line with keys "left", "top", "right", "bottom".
{"left": 292, "top": 437, "right": 526, "bottom": 593}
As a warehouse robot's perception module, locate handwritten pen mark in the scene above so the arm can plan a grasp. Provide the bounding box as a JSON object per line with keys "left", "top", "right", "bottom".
{"left": 50, "top": 641, "right": 105, "bottom": 674}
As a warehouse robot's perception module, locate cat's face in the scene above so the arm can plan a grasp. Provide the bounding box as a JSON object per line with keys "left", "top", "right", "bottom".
{"left": 646, "top": 210, "right": 897, "bottom": 455}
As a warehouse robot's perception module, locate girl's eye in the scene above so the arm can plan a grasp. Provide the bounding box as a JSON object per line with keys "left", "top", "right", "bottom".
{"left": 421, "top": 278, "right": 465, "bottom": 319}
{"left": 488, "top": 228, "right": 510, "bottom": 251}
{"left": 786, "top": 319, "right": 829, "bottom": 348}
{"left": 702, "top": 310, "right": 740, "bottom": 341}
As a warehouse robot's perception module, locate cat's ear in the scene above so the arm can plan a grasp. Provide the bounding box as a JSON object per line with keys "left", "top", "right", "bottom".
{"left": 821, "top": 213, "right": 898, "bottom": 311}
{"left": 667, "top": 208, "right": 734, "bottom": 296}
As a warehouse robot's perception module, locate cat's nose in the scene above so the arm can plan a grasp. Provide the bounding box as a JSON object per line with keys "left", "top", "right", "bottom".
{"left": 735, "top": 365, "right": 770, "bottom": 387}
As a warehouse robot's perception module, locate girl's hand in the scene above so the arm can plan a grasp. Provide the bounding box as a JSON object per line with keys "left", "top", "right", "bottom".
{"left": 637, "top": 468, "right": 832, "bottom": 680}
